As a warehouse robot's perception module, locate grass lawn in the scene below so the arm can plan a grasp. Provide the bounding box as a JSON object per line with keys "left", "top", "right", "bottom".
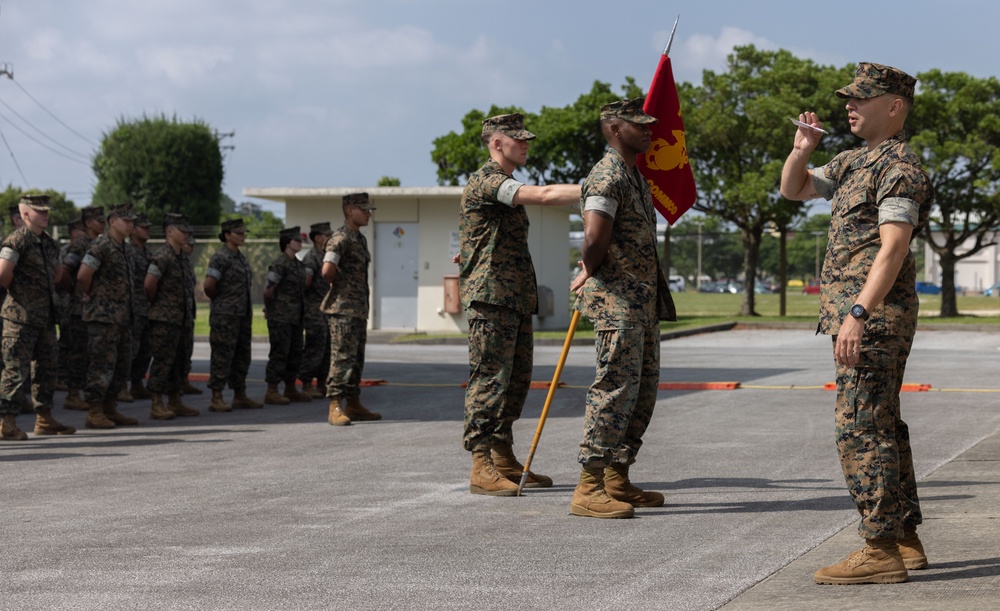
{"left": 194, "top": 293, "right": 1000, "bottom": 341}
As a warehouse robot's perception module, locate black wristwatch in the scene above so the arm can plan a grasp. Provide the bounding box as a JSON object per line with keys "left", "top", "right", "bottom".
{"left": 850, "top": 304, "right": 869, "bottom": 321}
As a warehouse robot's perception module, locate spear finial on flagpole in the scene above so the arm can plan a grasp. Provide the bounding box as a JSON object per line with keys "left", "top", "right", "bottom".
{"left": 663, "top": 15, "right": 679, "bottom": 56}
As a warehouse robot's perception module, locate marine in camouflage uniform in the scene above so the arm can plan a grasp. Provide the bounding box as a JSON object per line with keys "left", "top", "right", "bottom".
{"left": 179, "top": 234, "right": 201, "bottom": 395}
{"left": 459, "top": 115, "right": 581, "bottom": 495}
{"left": 205, "top": 218, "right": 260, "bottom": 411}
{"left": 0, "top": 195, "right": 75, "bottom": 440}
{"left": 781, "top": 63, "right": 933, "bottom": 584}
{"left": 320, "top": 193, "right": 382, "bottom": 426}
{"left": 299, "top": 221, "right": 332, "bottom": 398}
{"left": 61, "top": 205, "right": 106, "bottom": 410}
{"left": 570, "top": 99, "right": 675, "bottom": 518}
{"left": 263, "top": 226, "right": 310, "bottom": 404}
{"left": 56, "top": 217, "right": 84, "bottom": 391}
{"left": 145, "top": 213, "right": 199, "bottom": 419}
{"left": 126, "top": 214, "right": 153, "bottom": 400}
{"left": 78, "top": 202, "right": 139, "bottom": 429}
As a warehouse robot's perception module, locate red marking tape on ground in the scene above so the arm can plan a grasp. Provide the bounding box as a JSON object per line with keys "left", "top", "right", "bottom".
{"left": 360, "top": 379, "right": 387, "bottom": 387}
{"left": 529, "top": 381, "right": 567, "bottom": 390}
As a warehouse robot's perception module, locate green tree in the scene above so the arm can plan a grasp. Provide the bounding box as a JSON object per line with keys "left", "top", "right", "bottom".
{"left": 0, "top": 184, "right": 78, "bottom": 231}
{"left": 92, "top": 114, "right": 224, "bottom": 226}
{"left": 223, "top": 204, "right": 284, "bottom": 238}
{"left": 909, "top": 70, "right": 1000, "bottom": 316}
{"left": 759, "top": 214, "right": 830, "bottom": 283}
{"left": 431, "top": 79, "right": 643, "bottom": 186}
{"left": 680, "top": 45, "right": 856, "bottom": 315}
{"left": 377, "top": 176, "right": 401, "bottom": 187}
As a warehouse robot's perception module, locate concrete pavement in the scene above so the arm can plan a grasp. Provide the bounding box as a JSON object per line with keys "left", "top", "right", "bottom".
{"left": 2, "top": 328, "right": 999, "bottom": 610}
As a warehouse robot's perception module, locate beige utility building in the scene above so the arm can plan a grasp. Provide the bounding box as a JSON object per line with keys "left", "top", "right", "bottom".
{"left": 242, "top": 186, "right": 574, "bottom": 333}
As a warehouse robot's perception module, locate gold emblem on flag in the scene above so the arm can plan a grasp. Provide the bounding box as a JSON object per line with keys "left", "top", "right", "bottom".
{"left": 644, "top": 130, "right": 689, "bottom": 172}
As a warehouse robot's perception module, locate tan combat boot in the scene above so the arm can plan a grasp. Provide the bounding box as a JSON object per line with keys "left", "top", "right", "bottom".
{"left": 64, "top": 388, "right": 88, "bottom": 411}
{"left": 34, "top": 409, "right": 77, "bottom": 436}
{"left": 181, "top": 378, "right": 203, "bottom": 395}
{"left": 283, "top": 380, "right": 312, "bottom": 403}
{"left": 327, "top": 398, "right": 351, "bottom": 426}
{"left": 149, "top": 394, "right": 175, "bottom": 420}
{"left": 301, "top": 380, "right": 323, "bottom": 399}
{"left": 813, "top": 538, "right": 908, "bottom": 584}
{"left": 342, "top": 396, "right": 381, "bottom": 421}
{"left": 492, "top": 444, "right": 553, "bottom": 488}
{"left": 232, "top": 390, "right": 263, "bottom": 409}
{"left": 85, "top": 401, "right": 116, "bottom": 429}
{"left": 208, "top": 389, "right": 232, "bottom": 413}
{"left": 604, "top": 462, "right": 664, "bottom": 507}
{"left": 898, "top": 530, "right": 928, "bottom": 570}
{"left": 103, "top": 400, "right": 138, "bottom": 426}
{"left": 469, "top": 449, "right": 519, "bottom": 496}
{"left": 264, "top": 383, "right": 290, "bottom": 405}
{"left": 131, "top": 378, "right": 152, "bottom": 400}
{"left": 168, "top": 392, "right": 200, "bottom": 417}
{"left": 117, "top": 387, "right": 134, "bottom": 402}
{"left": 1, "top": 413, "right": 28, "bottom": 440}
{"left": 570, "top": 467, "right": 635, "bottom": 518}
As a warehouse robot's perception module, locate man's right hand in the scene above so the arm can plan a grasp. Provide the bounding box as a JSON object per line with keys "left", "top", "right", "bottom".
{"left": 793, "top": 111, "right": 825, "bottom": 153}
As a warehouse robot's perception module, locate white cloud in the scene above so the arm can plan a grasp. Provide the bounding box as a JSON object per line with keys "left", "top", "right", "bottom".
{"left": 135, "top": 45, "right": 235, "bottom": 88}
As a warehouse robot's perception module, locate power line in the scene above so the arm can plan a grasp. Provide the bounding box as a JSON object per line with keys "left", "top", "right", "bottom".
{"left": 10, "top": 78, "right": 97, "bottom": 148}
{"left": 0, "top": 95, "right": 92, "bottom": 160}
{"left": 0, "top": 124, "right": 29, "bottom": 185}
{"left": 0, "top": 111, "right": 91, "bottom": 166}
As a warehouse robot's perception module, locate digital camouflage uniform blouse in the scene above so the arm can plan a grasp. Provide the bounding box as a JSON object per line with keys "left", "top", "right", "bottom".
{"left": 206, "top": 246, "right": 253, "bottom": 317}
{"left": 302, "top": 246, "right": 329, "bottom": 325}
{"left": 147, "top": 244, "right": 193, "bottom": 328}
{"left": 265, "top": 253, "right": 305, "bottom": 325}
{"left": 82, "top": 234, "right": 134, "bottom": 326}
{"left": 576, "top": 148, "right": 671, "bottom": 329}
{"left": 320, "top": 226, "right": 370, "bottom": 320}
{"left": 812, "top": 132, "right": 933, "bottom": 337}
{"left": 0, "top": 227, "right": 60, "bottom": 326}
{"left": 458, "top": 159, "right": 537, "bottom": 316}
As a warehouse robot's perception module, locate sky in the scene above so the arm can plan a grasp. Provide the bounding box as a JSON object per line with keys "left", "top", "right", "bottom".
{"left": 0, "top": 0, "right": 995, "bottom": 218}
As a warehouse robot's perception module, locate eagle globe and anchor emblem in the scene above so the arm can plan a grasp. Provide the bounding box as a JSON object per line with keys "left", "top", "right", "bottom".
{"left": 642, "top": 126, "right": 689, "bottom": 217}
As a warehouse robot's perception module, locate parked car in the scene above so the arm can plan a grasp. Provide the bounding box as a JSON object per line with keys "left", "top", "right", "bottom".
{"left": 915, "top": 281, "right": 942, "bottom": 295}
{"left": 984, "top": 282, "right": 1000, "bottom": 297}
{"left": 802, "top": 279, "right": 821, "bottom": 295}
{"left": 668, "top": 275, "right": 685, "bottom": 293}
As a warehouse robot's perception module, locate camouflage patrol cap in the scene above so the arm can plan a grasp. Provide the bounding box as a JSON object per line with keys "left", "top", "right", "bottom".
{"left": 68, "top": 217, "right": 84, "bottom": 233}
{"left": 481, "top": 113, "right": 536, "bottom": 141}
{"left": 108, "top": 202, "right": 138, "bottom": 221}
{"left": 279, "top": 226, "right": 303, "bottom": 241}
{"left": 18, "top": 194, "right": 51, "bottom": 211}
{"left": 81, "top": 206, "right": 105, "bottom": 223}
{"left": 343, "top": 192, "right": 375, "bottom": 210}
{"left": 164, "top": 212, "right": 192, "bottom": 233}
{"left": 600, "top": 98, "right": 658, "bottom": 125}
{"left": 134, "top": 213, "right": 152, "bottom": 228}
{"left": 220, "top": 218, "right": 247, "bottom": 233}
{"left": 836, "top": 62, "right": 916, "bottom": 100}
{"left": 309, "top": 221, "right": 333, "bottom": 237}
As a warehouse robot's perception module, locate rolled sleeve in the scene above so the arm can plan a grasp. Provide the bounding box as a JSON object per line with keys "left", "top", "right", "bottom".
{"left": 0, "top": 246, "right": 19, "bottom": 263}
{"left": 81, "top": 253, "right": 101, "bottom": 271}
{"left": 147, "top": 263, "right": 163, "bottom": 279}
{"left": 323, "top": 251, "right": 341, "bottom": 266}
{"left": 584, "top": 195, "right": 618, "bottom": 218}
{"left": 879, "top": 197, "right": 921, "bottom": 226}
{"left": 496, "top": 178, "right": 524, "bottom": 206}
{"left": 205, "top": 267, "right": 223, "bottom": 281}
{"left": 266, "top": 271, "right": 282, "bottom": 284}
{"left": 811, "top": 166, "right": 837, "bottom": 201}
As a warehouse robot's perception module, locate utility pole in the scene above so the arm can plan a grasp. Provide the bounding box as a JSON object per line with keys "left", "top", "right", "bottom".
{"left": 215, "top": 130, "right": 235, "bottom": 155}
{"left": 0, "top": 63, "right": 12, "bottom": 79}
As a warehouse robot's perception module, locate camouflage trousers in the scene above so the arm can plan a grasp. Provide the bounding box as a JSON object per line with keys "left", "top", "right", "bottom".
{"left": 0, "top": 320, "right": 56, "bottom": 415}
{"left": 578, "top": 319, "right": 660, "bottom": 468}
{"left": 85, "top": 322, "right": 132, "bottom": 403}
{"left": 57, "top": 314, "right": 71, "bottom": 385}
{"left": 265, "top": 319, "right": 303, "bottom": 384}
{"left": 208, "top": 313, "right": 252, "bottom": 392}
{"left": 462, "top": 302, "right": 533, "bottom": 452}
{"left": 130, "top": 315, "right": 152, "bottom": 383}
{"left": 148, "top": 320, "right": 186, "bottom": 394}
{"left": 326, "top": 315, "right": 366, "bottom": 400}
{"left": 300, "top": 316, "right": 331, "bottom": 385}
{"left": 182, "top": 322, "right": 194, "bottom": 378}
{"left": 833, "top": 334, "right": 921, "bottom": 540}
{"left": 64, "top": 314, "right": 90, "bottom": 389}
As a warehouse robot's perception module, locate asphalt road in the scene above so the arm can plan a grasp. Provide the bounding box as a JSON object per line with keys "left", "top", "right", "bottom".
{"left": 3, "top": 328, "right": 999, "bottom": 610}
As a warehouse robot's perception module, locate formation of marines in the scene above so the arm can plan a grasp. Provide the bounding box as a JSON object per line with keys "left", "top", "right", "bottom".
{"left": 0, "top": 191, "right": 378, "bottom": 441}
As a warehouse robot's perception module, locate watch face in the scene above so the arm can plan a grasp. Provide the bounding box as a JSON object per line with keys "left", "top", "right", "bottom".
{"left": 851, "top": 304, "right": 865, "bottom": 318}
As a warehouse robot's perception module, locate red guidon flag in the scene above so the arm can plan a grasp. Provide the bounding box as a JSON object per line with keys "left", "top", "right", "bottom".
{"left": 637, "top": 54, "right": 696, "bottom": 225}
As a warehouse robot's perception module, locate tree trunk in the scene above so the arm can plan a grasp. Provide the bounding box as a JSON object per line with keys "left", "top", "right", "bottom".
{"left": 662, "top": 224, "right": 672, "bottom": 279}
{"left": 779, "top": 227, "right": 787, "bottom": 317}
{"left": 740, "top": 230, "right": 760, "bottom": 316}
{"left": 938, "top": 251, "right": 959, "bottom": 317}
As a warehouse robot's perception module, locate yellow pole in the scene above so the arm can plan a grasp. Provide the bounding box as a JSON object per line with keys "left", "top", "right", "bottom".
{"left": 517, "top": 309, "right": 581, "bottom": 496}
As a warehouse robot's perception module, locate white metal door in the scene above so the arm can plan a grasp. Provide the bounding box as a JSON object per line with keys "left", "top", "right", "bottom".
{"left": 374, "top": 222, "right": 419, "bottom": 329}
